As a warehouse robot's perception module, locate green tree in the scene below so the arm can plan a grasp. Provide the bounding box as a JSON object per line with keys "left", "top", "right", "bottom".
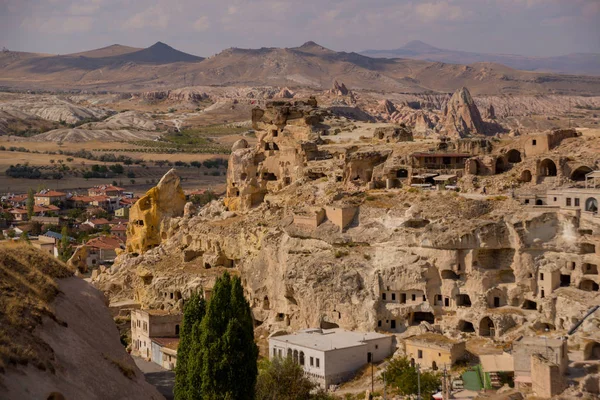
{"left": 174, "top": 293, "right": 207, "bottom": 400}
{"left": 385, "top": 357, "right": 441, "bottom": 399}
{"left": 26, "top": 188, "right": 35, "bottom": 219}
{"left": 20, "top": 231, "right": 30, "bottom": 243}
{"left": 57, "top": 226, "right": 73, "bottom": 262}
{"left": 255, "top": 357, "right": 316, "bottom": 400}
{"left": 200, "top": 272, "right": 258, "bottom": 400}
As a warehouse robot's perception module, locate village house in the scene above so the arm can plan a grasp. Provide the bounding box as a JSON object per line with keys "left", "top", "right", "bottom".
{"left": 34, "top": 190, "right": 67, "bottom": 206}
{"left": 269, "top": 328, "right": 393, "bottom": 390}
{"left": 110, "top": 223, "right": 127, "bottom": 239}
{"left": 513, "top": 336, "right": 568, "bottom": 395}
{"left": 114, "top": 206, "right": 130, "bottom": 218}
{"left": 83, "top": 218, "right": 111, "bottom": 229}
{"left": 411, "top": 152, "right": 471, "bottom": 170}
{"left": 84, "top": 236, "right": 123, "bottom": 267}
{"left": 151, "top": 337, "right": 179, "bottom": 370}
{"left": 404, "top": 333, "right": 466, "bottom": 370}
{"left": 130, "top": 309, "right": 182, "bottom": 362}
{"left": 88, "top": 184, "right": 125, "bottom": 197}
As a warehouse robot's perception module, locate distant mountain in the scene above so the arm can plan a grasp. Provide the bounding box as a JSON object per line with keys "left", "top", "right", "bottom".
{"left": 1, "top": 41, "right": 600, "bottom": 95}
{"left": 107, "top": 42, "right": 203, "bottom": 64}
{"left": 361, "top": 40, "right": 600, "bottom": 76}
{"left": 67, "top": 44, "right": 142, "bottom": 59}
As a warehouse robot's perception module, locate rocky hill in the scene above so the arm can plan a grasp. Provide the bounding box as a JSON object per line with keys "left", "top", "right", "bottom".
{"left": 0, "top": 242, "right": 162, "bottom": 400}
{"left": 2, "top": 42, "right": 600, "bottom": 95}
{"left": 362, "top": 40, "right": 600, "bottom": 76}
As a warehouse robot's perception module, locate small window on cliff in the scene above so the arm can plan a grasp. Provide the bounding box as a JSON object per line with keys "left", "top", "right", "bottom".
{"left": 532, "top": 140, "right": 537, "bottom": 146}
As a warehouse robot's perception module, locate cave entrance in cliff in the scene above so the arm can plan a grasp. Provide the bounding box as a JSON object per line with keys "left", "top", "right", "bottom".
{"left": 320, "top": 320, "right": 340, "bottom": 329}
{"left": 535, "top": 199, "right": 543, "bottom": 205}
{"left": 396, "top": 169, "right": 408, "bottom": 178}
{"left": 411, "top": 312, "right": 435, "bottom": 325}
{"left": 571, "top": 166, "right": 593, "bottom": 182}
{"left": 479, "top": 317, "right": 495, "bottom": 337}
{"left": 456, "top": 294, "right": 471, "bottom": 307}
{"left": 521, "top": 299, "right": 537, "bottom": 310}
{"left": 560, "top": 274, "right": 571, "bottom": 287}
{"left": 262, "top": 296, "right": 270, "bottom": 310}
{"left": 495, "top": 157, "right": 509, "bottom": 174}
{"left": 441, "top": 270, "right": 460, "bottom": 280}
{"left": 520, "top": 170, "right": 532, "bottom": 183}
{"left": 540, "top": 159, "right": 557, "bottom": 177}
{"left": 579, "top": 279, "right": 599, "bottom": 292}
{"left": 583, "top": 263, "right": 598, "bottom": 275}
{"left": 584, "top": 341, "right": 600, "bottom": 360}
{"left": 263, "top": 172, "right": 278, "bottom": 181}
{"left": 458, "top": 320, "right": 475, "bottom": 333}
{"left": 506, "top": 149, "right": 522, "bottom": 163}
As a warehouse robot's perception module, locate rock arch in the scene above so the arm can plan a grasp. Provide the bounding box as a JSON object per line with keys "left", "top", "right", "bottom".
{"left": 571, "top": 165, "right": 593, "bottom": 181}
{"left": 539, "top": 158, "right": 557, "bottom": 177}
{"left": 495, "top": 156, "right": 509, "bottom": 174}
{"left": 520, "top": 170, "right": 532, "bottom": 183}
{"left": 579, "top": 279, "right": 599, "bottom": 292}
{"left": 458, "top": 319, "right": 475, "bottom": 333}
{"left": 586, "top": 197, "right": 598, "bottom": 213}
{"left": 506, "top": 149, "right": 522, "bottom": 163}
{"left": 479, "top": 317, "right": 495, "bottom": 337}
{"left": 584, "top": 341, "right": 600, "bottom": 360}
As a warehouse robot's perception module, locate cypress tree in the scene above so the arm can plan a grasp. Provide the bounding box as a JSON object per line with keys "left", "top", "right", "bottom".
{"left": 174, "top": 293, "right": 206, "bottom": 400}
{"left": 26, "top": 188, "right": 35, "bottom": 220}
{"left": 200, "top": 272, "right": 258, "bottom": 400}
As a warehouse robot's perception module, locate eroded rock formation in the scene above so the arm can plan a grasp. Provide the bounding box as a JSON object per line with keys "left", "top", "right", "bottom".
{"left": 443, "top": 87, "right": 485, "bottom": 137}
{"left": 126, "top": 169, "right": 186, "bottom": 254}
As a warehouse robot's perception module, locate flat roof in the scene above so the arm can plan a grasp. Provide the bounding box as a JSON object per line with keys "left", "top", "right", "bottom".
{"left": 270, "top": 328, "right": 389, "bottom": 352}
{"left": 433, "top": 174, "right": 457, "bottom": 181}
{"left": 515, "top": 336, "right": 564, "bottom": 348}
{"left": 405, "top": 333, "right": 461, "bottom": 349}
{"left": 480, "top": 353, "right": 514, "bottom": 372}
{"left": 412, "top": 152, "right": 471, "bottom": 158}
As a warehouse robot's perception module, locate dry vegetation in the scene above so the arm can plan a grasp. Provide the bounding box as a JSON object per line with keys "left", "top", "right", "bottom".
{"left": 0, "top": 242, "right": 73, "bottom": 373}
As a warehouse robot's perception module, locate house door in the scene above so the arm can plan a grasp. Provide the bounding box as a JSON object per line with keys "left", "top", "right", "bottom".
{"left": 391, "top": 320, "right": 396, "bottom": 329}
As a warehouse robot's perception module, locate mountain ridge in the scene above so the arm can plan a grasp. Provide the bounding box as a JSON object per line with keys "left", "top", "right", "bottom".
{"left": 361, "top": 41, "right": 600, "bottom": 76}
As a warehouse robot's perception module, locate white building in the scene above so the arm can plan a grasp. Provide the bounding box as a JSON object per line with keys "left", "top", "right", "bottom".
{"left": 269, "top": 328, "right": 393, "bottom": 389}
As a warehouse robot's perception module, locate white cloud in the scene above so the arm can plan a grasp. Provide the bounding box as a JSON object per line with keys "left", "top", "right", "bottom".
{"left": 123, "top": 5, "right": 170, "bottom": 30}
{"left": 414, "top": 1, "right": 468, "bottom": 22}
{"left": 193, "top": 15, "right": 211, "bottom": 32}
{"left": 21, "top": 15, "right": 93, "bottom": 34}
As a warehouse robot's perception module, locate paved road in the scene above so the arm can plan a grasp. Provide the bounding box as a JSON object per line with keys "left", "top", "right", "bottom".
{"left": 133, "top": 356, "right": 175, "bottom": 400}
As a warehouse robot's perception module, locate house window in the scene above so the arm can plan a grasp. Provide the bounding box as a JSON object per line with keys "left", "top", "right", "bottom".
{"left": 316, "top": 358, "right": 320, "bottom": 368}
{"left": 175, "top": 325, "right": 180, "bottom": 335}
{"left": 541, "top": 290, "right": 545, "bottom": 298}
{"left": 279, "top": 349, "right": 282, "bottom": 357}
{"left": 554, "top": 197, "right": 557, "bottom": 201}
{"left": 532, "top": 140, "right": 537, "bottom": 145}
{"left": 382, "top": 293, "right": 386, "bottom": 301}
{"left": 575, "top": 198, "right": 580, "bottom": 207}
{"left": 540, "top": 273, "right": 544, "bottom": 281}
{"left": 566, "top": 198, "right": 572, "bottom": 206}
{"left": 310, "top": 357, "right": 314, "bottom": 366}
{"left": 376, "top": 345, "right": 379, "bottom": 349}
{"left": 391, "top": 293, "right": 396, "bottom": 301}
{"left": 418, "top": 350, "right": 423, "bottom": 359}
{"left": 378, "top": 320, "right": 382, "bottom": 327}
{"left": 422, "top": 295, "right": 426, "bottom": 301}
{"left": 273, "top": 348, "right": 277, "bottom": 357}
{"left": 412, "top": 294, "right": 416, "bottom": 301}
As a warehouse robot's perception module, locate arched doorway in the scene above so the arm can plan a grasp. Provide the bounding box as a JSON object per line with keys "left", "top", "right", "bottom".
{"left": 458, "top": 320, "right": 475, "bottom": 333}
{"left": 579, "top": 279, "right": 599, "bottom": 292}
{"left": 432, "top": 361, "right": 438, "bottom": 370}
{"left": 396, "top": 169, "right": 408, "bottom": 178}
{"left": 495, "top": 157, "right": 508, "bottom": 174}
{"left": 506, "top": 149, "right": 522, "bottom": 163}
{"left": 520, "top": 170, "right": 532, "bottom": 183}
{"left": 479, "top": 317, "right": 495, "bottom": 337}
{"left": 293, "top": 350, "right": 299, "bottom": 364}
{"left": 535, "top": 199, "right": 543, "bottom": 205}
{"left": 539, "top": 159, "right": 557, "bottom": 177}
{"left": 584, "top": 341, "right": 600, "bottom": 360}
{"left": 586, "top": 198, "right": 598, "bottom": 213}
{"left": 571, "top": 166, "right": 593, "bottom": 182}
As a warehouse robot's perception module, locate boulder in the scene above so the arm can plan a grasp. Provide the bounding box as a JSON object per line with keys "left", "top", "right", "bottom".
{"left": 443, "top": 87, "right": 485, "bottom": 137}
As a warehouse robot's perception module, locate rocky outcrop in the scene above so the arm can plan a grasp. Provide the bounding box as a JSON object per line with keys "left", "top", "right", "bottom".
{"left": 126, "top": 169, "right": 186, "bottom": 254}
{"left": 377, "top": 99, "right": 397, "bottom": 115}
{"left": 274, "top": 87, "right": 294, "bottom": 99}
{"left": 328, "top": 80, "right": 350, "bottom": 96}
{"left": 443, "top": 87, "right": 485, "bottom": 137}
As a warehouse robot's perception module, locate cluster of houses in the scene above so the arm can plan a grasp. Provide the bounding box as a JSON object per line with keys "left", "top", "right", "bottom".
{"left": 0, "top": 185, "right": 136, "bottom": 268}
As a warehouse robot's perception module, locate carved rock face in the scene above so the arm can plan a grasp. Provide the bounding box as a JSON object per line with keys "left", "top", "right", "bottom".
{"left": 126, "top": 169, "right": 186, "bottom": 254}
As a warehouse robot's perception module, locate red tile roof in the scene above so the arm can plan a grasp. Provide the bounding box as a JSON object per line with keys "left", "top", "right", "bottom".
{"left": 151, "top": 337, "right": 180, "bottom": 350}
{"left": 35, "top": 190, "right": 67, "bottom": 197}
{"left": 89, "top": 218, "right": 110, "bottom": 225}
{"left": 85, "top": 236, "right": 124, "bottom": 250}
{"left": 111, "top": 224, "right": 127, "bottom": 231}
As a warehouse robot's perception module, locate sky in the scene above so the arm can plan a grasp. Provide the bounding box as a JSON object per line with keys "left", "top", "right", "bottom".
{"left": 1, "top": 0, "right": 599, "bottom": 57}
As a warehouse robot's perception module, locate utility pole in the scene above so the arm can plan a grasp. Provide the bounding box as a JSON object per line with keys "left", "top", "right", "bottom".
{"left": 443, "top": 365, "right": 448, "bottom": 400}
{"left": 417, "top": 363, "right": 421, "bottom": 400}
{"left": 383, "top": 371, "right": 387, "bottom": 400}
{"left": 371, "top": 354, "right": 374, "bottom": 395}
